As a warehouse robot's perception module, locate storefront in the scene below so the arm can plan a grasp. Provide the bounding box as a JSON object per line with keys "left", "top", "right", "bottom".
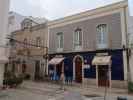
{"left": 92, "top": 56, "right": 111, "bottom": 88}
{"left": 49, "top": 49, "right": 125, "bottom": 87}
{"left": 48, "top": 56, "right": 65, "bottom": 81}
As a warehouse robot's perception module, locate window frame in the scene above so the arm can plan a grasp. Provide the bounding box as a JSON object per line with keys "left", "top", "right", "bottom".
{"left": 36, "top": 37, "right": 42, "bottom": 47}
{"left": 73, "top": 28, "right": 83, "bottom": 51}
{"left": 96, "top": 24, "right": 108, "bottom": 49}
{"left": 56, "top": 32, "right": 64, "bottom": 52}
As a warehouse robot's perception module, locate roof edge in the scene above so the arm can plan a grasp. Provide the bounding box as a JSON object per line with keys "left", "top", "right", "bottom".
{"left": 48, "top": 0, "right": 127, "bottom": 26}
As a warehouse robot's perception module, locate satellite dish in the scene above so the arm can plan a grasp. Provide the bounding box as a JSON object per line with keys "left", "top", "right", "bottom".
{"left": 128, "top": 0, "right": 133, "bottom": 16}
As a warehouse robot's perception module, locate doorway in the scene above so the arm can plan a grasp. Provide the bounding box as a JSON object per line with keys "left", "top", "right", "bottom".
{"left": 34, "top": 61, "right": 40, "bottom": 80}
{"left": 56, "top": 62, "right": 62, "bottom": 79}
{"left": 98, "top": 65, "right": 109, "bottom": 87}
{"left": 75, "top": 56, "right": 82, "bottom": 83}
{"left": 22, "top": 63, "right": 27, "bottom": 74}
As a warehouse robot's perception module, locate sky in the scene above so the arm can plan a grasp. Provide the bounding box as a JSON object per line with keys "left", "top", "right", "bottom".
{"left": 10, "top": 0, "right": 132, "bottom": 20}
{"left": 128, "top": 0, "right": 133, "bottom": 16}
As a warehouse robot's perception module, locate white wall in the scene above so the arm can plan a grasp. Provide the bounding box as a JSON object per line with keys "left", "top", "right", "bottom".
{"left": 0, "top": 0, "right": 9, "bottom": 45}
{"left": 126, "top": 6, "right": 133, "bottom": 82}
{"left": 8, "top": 12, "right": 25, "bottom": 33}
{"left": 0, "top": 0, "right": 9, "bottom": 86}
{"left": 128, "top": 0, "right": 133, "bottom": 16}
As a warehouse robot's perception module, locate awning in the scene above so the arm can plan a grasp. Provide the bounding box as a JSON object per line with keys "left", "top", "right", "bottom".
{"left": 49, "top": 57, "right": 65, "bottom": 65}
{"left": 92, "top": 56, "right": 111, "bottom": 65}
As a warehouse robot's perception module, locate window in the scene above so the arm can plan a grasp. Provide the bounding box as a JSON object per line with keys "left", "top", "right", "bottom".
{"left": 36, "top": 37, "right": 41, "bottom": 47}
{"left": 22, "top": 61, "right": 27, "bottom": 73}
{"left": 23, "top": 38, "right": 28, "bottom": 48}
{"left": 96, "top": 24, "right": 108, "bottom": 49}
{"left": 21, "top": 19, "right": 32, "bottom": 29}
{"left": 74, "top": 28, "right": 82, "bottom": 50}
{"left": 9, "top": 16, "right": 15, "bottom": 25}
{"left": 57, "top": 32, "right": 63, "bottom": 51}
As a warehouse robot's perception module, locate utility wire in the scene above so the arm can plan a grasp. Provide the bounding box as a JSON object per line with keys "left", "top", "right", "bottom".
{"left": 7, "top": 37, "right": 47, "bottom": 49}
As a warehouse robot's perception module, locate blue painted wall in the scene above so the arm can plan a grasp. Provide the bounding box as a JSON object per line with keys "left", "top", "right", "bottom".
{"left": 49, "top": 49, "right": 124, "bottom": 81}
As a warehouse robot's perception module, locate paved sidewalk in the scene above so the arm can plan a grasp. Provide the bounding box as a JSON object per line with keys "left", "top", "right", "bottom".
{"left": 21, "top": 81, "right": 133, "bottom": 100}
{"left": 0, "top": 81, "right": 132, "bottom": 100}
{"left": 22, "top": 81, "right": 128, "bottom": 95}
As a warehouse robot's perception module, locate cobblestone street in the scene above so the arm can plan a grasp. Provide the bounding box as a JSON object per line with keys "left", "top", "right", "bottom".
{"left": 0, "top": 81, "right": 133, "bottom": 100}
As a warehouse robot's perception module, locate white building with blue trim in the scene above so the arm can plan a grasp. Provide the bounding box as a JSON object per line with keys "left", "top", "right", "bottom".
{"left": 48, "top": 0, "right": 132, "bottom": 88}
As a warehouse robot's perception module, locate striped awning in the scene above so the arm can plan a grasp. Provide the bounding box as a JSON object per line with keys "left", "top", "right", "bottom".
{"left": 49, "top": 57, "right": 65, "bottom": 65}
{"left": 92, "top": 56, "right": 111, "bottom": 65}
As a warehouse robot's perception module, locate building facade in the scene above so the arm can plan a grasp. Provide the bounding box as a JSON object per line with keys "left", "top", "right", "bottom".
{"left": 8, "top": 12, "right": 47, "bottom": 34}
{"left": 48, "top": 1, "right": 129, "bottom": 88}
{"left": 9, "top": 0, "right": 133, "bottom": 88}
{"left": 8, "top": 12, "right": 26, "bottom": 34}
{"left": 9, "top": 18, "right": 48, "bottom": 80}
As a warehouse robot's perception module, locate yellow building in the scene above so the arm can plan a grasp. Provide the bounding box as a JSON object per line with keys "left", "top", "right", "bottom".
{"left": 9, "top": 18, "right": 48, "bottom": 80}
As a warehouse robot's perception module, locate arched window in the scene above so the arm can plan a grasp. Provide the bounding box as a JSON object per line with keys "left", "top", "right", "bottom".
{"left": 96, "top": 24, "right": 108, "bottom": 49}
{"left": 74, "top": 28, "right": 82, "bottom": 50}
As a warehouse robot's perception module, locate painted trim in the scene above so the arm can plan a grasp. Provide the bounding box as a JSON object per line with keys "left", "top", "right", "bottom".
{"left": 73, "top": 55, "right": 84, "bottom": 82}
{"left": 48, "top": 1, "right": 127, "bottom": 28}
{"left": 120, "top": 8, "right": 127, "bottom": 46}
{"left": 49, "top": 10, "right": 123, "bottom": 29}
{"left": 120, "top": 7, "right": 128, "bottom": 81}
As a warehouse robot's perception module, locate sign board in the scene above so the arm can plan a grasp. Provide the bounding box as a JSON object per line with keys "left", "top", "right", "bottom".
{"left": 84, "top": 64, "right": 90, "bottom": 69}
{"left": 96, "top": 53, "right": 108, "bottom": 56}
{"left": 128, "top": 0, "right": 133, "bottom": 16}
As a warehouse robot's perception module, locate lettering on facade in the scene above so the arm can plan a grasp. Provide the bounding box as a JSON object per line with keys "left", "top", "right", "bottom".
{"left": 83, "top": 64, "right": 90, "bottom": 69}
{"left": 96, "top": 53, "right": 108, "bottom": 56}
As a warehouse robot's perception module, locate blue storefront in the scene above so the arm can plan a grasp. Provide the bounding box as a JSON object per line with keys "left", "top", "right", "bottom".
{"left": 49, "top": 49, "right": 124, "bottom": 84}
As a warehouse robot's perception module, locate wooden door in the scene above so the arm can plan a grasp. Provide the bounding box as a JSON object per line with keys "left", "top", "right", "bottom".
{"left": 75, "top": 57, "right": 82, "bottom": 83}
{"left": 98, "top": 65, "right": 109, "bottom": 87}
